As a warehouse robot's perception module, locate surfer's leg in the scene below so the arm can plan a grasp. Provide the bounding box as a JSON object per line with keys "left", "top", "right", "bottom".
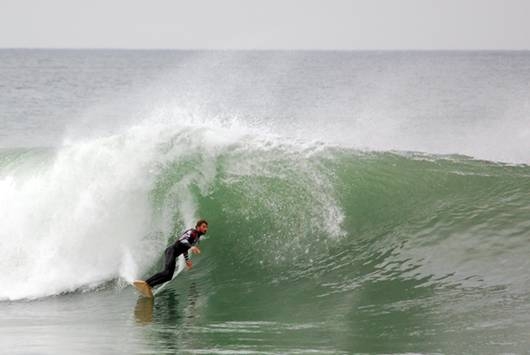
{"left": 145, "top": 246, "right": 177, "bottom": 288}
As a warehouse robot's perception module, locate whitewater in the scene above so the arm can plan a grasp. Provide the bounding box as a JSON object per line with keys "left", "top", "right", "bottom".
{"left": 0, "top": 50, "right": 529, "bottom": 354}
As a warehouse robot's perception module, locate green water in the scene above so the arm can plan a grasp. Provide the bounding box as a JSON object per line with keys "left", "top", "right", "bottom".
{"left": 146, "top": 151, "right": 529, "bottom": 353}
{"left": 2, "top": 145, "right": 530, "bottom": 354}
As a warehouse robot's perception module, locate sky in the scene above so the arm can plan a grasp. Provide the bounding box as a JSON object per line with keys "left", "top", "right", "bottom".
{"left": 1, "top": 0, "right": 529, "bottom": 50}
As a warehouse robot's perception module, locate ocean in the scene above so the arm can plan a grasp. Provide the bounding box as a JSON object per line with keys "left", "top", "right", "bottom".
{"left": 0, "top": 50, "right": 529, "bottom": 354}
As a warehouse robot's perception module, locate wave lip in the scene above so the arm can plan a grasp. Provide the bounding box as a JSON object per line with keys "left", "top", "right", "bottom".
{"left": 0, "top": 116, "right": 343, "bottom": 300}
{"left": 1, "top": 112, "right": 529, "bottom": 301}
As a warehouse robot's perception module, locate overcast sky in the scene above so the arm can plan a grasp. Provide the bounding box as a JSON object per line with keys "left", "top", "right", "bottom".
{"left": 1, "top": 0, "right": 529, "bottom": 50}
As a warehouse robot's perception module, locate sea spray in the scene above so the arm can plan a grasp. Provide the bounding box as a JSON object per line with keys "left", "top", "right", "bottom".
{"left": 0, "top": 114, "right": 346, "bottom": 300}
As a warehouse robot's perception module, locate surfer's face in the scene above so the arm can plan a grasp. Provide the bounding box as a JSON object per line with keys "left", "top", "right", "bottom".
{"left": 197, "top": 223, "right": 208, "bottom": 234}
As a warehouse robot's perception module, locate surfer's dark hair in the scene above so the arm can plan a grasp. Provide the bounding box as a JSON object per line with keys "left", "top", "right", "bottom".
{"left": 196, "top": 219, "right": 208, "bottom": 227}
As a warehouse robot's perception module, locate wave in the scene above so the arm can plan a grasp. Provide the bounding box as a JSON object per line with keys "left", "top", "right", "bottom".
{"left": 0, "top": 116, "right": 529, "bottom": 301}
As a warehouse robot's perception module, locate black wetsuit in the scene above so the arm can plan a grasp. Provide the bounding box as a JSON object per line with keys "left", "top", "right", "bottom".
{"left": 145, "top": 228, "right": 203, "bottom": 288}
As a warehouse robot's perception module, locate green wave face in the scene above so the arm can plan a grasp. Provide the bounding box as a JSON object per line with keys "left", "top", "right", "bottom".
{"left": 146, "top": 142, "right": 530, "bottom": 353}
{"left": 1, "top": 131, "right": 529, "bottom": 353}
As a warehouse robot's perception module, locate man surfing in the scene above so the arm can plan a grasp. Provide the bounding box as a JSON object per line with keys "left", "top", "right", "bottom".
{"left": 133, "top": 219, "right": 208, "bottom": 297}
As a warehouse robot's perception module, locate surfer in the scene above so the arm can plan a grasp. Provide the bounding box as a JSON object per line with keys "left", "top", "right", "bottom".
{"left": 134, "top": 219, "right": 208, "bottom": 296}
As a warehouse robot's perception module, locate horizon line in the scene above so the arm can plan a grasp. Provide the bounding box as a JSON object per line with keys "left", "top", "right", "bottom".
{"left": 1, "top": 47, "right": 529, "bottom": 52}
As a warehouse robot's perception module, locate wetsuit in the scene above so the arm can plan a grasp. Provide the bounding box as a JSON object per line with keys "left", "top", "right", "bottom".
{"left": 145, "top": 228, "right": 203, "bottom": 288}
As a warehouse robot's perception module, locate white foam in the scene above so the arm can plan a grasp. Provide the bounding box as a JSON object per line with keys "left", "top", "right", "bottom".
{"left": 0, "top": 105, "right": 348, "bottom": 300}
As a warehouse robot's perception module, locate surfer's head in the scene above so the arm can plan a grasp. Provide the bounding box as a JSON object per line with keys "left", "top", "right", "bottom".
{"left": 196, "top": 219, "right": 208, "bottom": 234}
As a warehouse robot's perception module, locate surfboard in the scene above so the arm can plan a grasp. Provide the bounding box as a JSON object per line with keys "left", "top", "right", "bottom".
{"left": 133, "top": 280, "right": 153, "bottom": 298}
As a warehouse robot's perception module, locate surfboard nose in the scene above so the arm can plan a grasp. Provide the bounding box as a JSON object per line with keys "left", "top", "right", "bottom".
{"left": 133, "top": 280, "right": 154, "bottom": 298}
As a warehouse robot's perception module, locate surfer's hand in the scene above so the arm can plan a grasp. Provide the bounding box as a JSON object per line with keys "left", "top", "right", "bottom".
{"left": 190, "top": 246, "right": 201, "bottom": 255}
{"left": 186, "top": 260, "right": 193, "bottom": 269}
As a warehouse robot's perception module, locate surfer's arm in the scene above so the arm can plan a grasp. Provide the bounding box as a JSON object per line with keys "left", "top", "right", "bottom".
{"left": 189, "top": 235, "right": 201, "bottom": 254}
{"left": 183, "top": 250, "right": 193, "bottom": 269}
